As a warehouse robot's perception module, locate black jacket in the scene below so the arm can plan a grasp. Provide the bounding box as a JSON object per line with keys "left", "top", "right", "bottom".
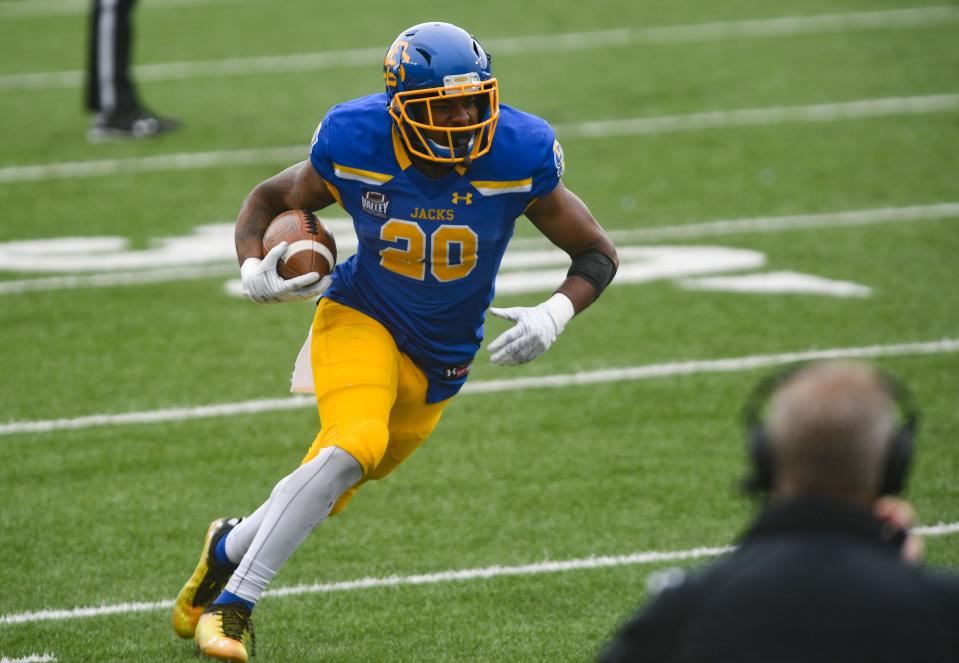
{"left": 599, "top": 498, "right": 959, "bottom": 663}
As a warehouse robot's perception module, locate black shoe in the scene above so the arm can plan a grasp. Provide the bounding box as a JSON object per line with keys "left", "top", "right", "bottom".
{"left": 172, "top": 517, "right": 241, "bottom": 639}
{"left": 87, "top": 108, "right": 181, "bottom": 142}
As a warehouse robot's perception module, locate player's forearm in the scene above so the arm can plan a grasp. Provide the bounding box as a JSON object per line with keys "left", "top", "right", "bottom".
{"left": 235, "top": 186, "right": 284, "bottom": 264}
{"left": 554, "top": 275, "right": 601, "bottom": 313}
{"left": 235, "top": 162, "right": 337, "bottom": 265}
{"left": 556, "top": 241, "right": 619, "bottom": 314}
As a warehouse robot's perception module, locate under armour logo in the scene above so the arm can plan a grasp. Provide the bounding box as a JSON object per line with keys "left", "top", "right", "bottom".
{"left": 452, "top": 192, "right": 473, "bottom": 205}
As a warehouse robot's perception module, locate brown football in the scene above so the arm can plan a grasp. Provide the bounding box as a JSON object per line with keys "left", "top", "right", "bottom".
{"left": 262, "top": 209, "right": 337, "bottom": 279}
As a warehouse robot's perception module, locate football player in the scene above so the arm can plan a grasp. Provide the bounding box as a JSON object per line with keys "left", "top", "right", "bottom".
{"left": 173, "top": 21, "right": 618, "bottom": 661}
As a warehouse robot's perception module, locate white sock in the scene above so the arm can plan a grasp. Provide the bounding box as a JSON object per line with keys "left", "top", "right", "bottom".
{"left": 224, "top": 446, "right": 362, "bottom": 603}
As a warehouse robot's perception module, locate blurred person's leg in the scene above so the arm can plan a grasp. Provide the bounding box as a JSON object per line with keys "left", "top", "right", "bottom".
{"left": 86, "top": 0, "right": 180, "bottom": 140}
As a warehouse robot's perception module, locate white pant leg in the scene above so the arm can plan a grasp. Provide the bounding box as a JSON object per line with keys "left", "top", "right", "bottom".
{"left": 224, "top": 447, "right": 362, "bottom": 603}
{"left": 223, "top": 475, "right": 290, "bottom": 564}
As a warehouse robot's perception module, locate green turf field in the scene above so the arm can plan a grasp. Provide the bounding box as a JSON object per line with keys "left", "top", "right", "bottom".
{"left": 1, "top": 0, "right": 958, "bottom": 660}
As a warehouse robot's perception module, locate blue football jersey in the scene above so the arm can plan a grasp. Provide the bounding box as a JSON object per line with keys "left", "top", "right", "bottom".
{"left": 309, "top": 93, "right": 564, "bottom": 402}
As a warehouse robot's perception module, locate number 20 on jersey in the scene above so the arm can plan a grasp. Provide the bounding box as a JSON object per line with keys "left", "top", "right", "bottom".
{"left": 379, "top": 219, "right": 478, "bottom": 282}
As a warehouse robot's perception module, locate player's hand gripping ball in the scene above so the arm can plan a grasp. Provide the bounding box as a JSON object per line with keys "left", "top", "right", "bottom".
{"left": 262, "top": 209, "right": 337, "bottom": 279}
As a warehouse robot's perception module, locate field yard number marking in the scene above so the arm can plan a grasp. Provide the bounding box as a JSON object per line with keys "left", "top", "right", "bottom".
{"left": 0, "top": 225, "right": 237, "bottom": 272}
{"left": 0, "top": 222, "right": 869, "bottom": 298}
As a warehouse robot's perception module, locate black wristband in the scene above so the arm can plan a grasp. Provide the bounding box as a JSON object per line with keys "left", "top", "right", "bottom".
{"left": 567, "top": 249, "right": 617, "bottom": 296}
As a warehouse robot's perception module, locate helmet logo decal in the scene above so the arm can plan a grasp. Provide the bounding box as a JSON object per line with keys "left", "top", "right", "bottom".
{"left": 384, "top": 40, "right": 411, "bottom": 89}
{"left": 385, "top": 40, "right": 411, "bottom": 67}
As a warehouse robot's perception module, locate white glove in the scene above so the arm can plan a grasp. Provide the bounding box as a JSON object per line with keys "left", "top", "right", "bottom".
{"left": 487, "top": 293, "right": 575, "bottom": 366}
{"left": 240, "top": 241, "right": 331, "bottom": 303}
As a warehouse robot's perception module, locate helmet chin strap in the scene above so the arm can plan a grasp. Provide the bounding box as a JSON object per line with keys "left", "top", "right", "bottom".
{"left": 427, "top": 133, "right": 476, "bottom": 164}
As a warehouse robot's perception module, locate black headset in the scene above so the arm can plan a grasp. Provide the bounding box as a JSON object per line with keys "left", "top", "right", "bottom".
{"left": 741, "top": 363, "right": 919, "bottom": 496}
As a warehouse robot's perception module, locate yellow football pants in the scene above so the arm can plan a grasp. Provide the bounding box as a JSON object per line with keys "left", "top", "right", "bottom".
{"left": 300, "top": 298, "right": 449, "bottom": 517}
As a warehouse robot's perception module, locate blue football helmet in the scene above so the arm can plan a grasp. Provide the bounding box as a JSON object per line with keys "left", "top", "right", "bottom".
{"left": 384, "top": 22, "right": 499, "bottom": 164}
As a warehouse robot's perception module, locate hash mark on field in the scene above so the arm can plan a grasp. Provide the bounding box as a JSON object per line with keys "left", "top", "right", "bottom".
{"left": 1, "top": 94, "right": 957, "bottom": 184}
{"left": 1, "top": 7, "right": 956, "bottom": 87}
{"left": 0, "top": 654, "right": 56, "bottom": 663}
{"left": 1, "top": 339, "right": 958, "bottom": 436}
{"left": 2, "top": 522, "right": 957, "bottom": 626}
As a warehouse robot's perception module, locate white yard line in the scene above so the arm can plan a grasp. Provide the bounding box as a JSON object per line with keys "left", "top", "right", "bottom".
{"left": 0, "top": 655, "right": 57, "bottom": 663}
{"left": 0, "top": 146, "right": 304, "bottom": 185}
{"left": 0, "top": 396, "right": 313, "bottom": 436}
{"left": 0, "top": 265, "right": 236, "bottom": 295}
{"left": 1, "top": 93, "right": 957, "bottom": 185}
{"left": 553, "top": 94, "right": 959, "bottom": 138}
{"left": 604, "top": 202, "right": 959, "bottom": 243}
{"left": 2, "top": 521, "right": 957, "bottom": 626}
{"left": 2, "top": 339, "right": 958, "bottom": 437}
{"left": 918, "top": 522, "right": 959, "bottom": 536}
{"left": 2, "top": 0, "right": 246, "bottom": 16}
{"left": 2, "top": 7, "right": 956, "bottom": 88}
{"left": 488, "top": 6, "right": 959, "bottom": 53}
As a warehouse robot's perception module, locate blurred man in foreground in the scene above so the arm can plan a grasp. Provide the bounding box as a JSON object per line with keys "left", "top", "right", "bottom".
{"left": 600, "top": 361, "right": 959, "bottom": 662}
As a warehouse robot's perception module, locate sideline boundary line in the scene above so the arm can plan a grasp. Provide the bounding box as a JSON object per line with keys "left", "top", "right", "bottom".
{"left": 2, "top": 7, "right": 956, "bottom": 88}
{"left": 2, "top": 522, "right": 957, "bottom": 626}
{"left": 1, "top": 93, "right": 957, "bottom": 184}
{"left": 2, "top": 339, "right": 958, "bottom": 436}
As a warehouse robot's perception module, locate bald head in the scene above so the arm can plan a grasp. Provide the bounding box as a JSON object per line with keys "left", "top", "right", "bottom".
{"left": 766, "top": 361, "right": 899, "bottom": 503}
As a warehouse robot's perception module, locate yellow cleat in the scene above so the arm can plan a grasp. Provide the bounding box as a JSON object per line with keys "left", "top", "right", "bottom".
{"left": 195, "top": 602, "right": 255, "bottom": 662}
{"left": 171, "top": 517, "right": 240, "bottom": 638}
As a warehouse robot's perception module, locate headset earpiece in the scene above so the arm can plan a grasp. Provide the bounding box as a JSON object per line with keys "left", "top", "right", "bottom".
{"left": 743, "top": 424, "right": 775, "bottom": 494}
{"left": 740, "top": 368, "right": 791, "bottom": 496}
